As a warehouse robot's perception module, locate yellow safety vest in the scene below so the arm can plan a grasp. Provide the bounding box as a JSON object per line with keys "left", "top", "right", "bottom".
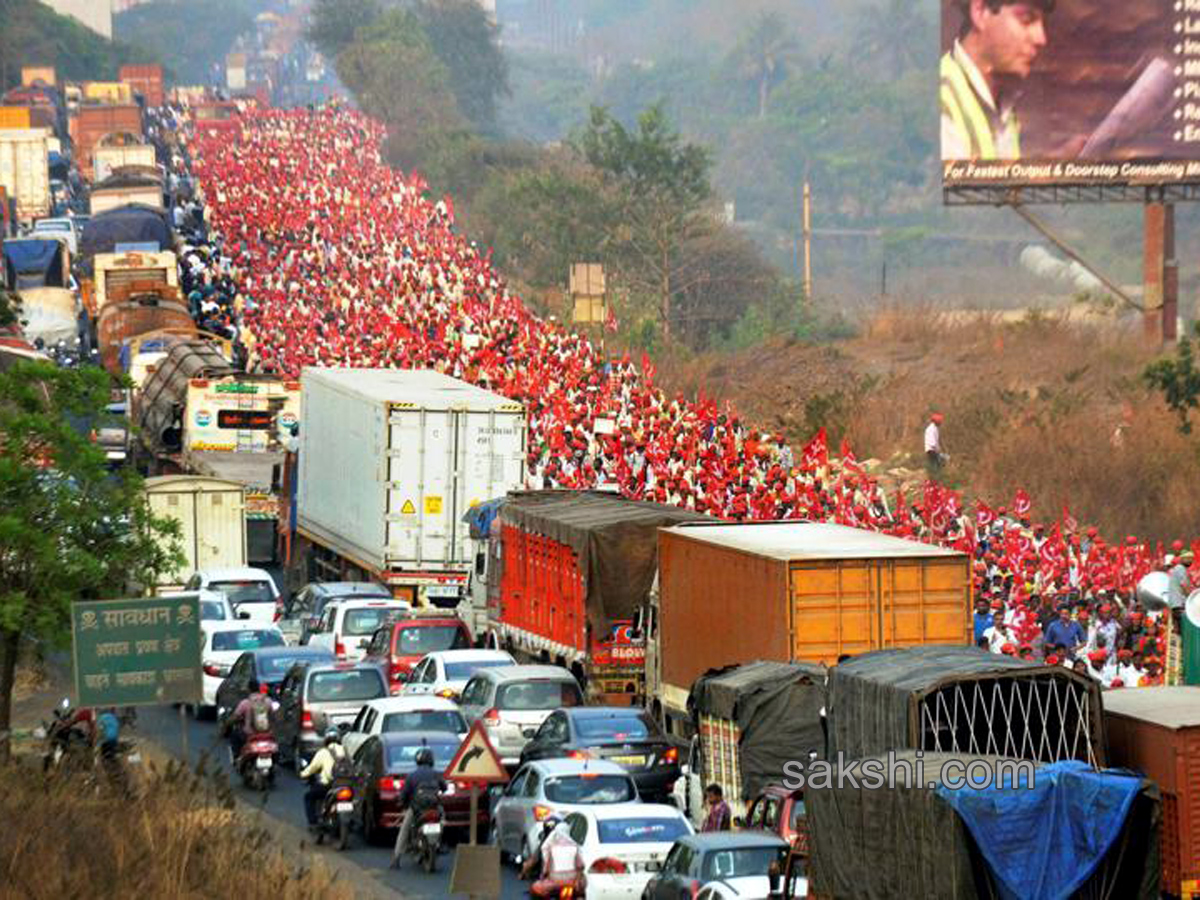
{"left": 940, "top": 52, "right": 1020, "bottom": 160}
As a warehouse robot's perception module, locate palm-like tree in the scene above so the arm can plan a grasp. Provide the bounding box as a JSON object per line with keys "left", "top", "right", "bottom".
{"left": 731, "top": 11, "right": 801, "bottom": 119}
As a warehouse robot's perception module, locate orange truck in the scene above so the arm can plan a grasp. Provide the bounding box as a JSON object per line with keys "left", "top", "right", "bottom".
{"left": 647, "top": 521, "right": 973, "bottom": 735}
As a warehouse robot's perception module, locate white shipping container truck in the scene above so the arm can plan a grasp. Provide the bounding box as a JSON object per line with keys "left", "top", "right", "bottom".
{"left": 145, "top": 475, "right": 247, "bottom": 592}
{"left": 296, "top": 369, "right": 527, "bottom": 604}
{"left": 92, "top": 143, "right": 157, "bottom": 182}
{"left": 0, "top": 127, "right": 50, "bottom": 222}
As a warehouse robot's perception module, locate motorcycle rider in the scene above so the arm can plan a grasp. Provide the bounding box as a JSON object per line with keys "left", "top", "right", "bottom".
{"left": 389, "top": 746, "right": 446, "bottom": 869}
{"left": 528, "top": 816, "right": 586, "bottom": 898}
{"left": 300, "top": 728, "right": 346, "bottom": 828}
{"left": 221, "top": 680, "right": 276, "bottom": 763}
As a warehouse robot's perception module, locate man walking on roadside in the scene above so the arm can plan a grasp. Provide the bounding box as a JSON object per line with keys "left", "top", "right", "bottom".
{"left": 925, "top": 413, "right": 946, "bottom": 473}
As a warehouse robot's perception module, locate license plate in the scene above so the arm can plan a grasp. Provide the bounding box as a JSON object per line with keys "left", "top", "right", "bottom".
{"left": 611, "top": 755, "right": 645, "bottom": 766}
{"left": 425, "top": 585, "right": 460, "bottom": 598}
{"left": 421, "top": 823, "right": 442, "bottom": 837}
{"left": 255, "top": 757, "right": 272, "bottom": 770}
{"left": 335, "top": 802, "right": 354, "bottom": 813}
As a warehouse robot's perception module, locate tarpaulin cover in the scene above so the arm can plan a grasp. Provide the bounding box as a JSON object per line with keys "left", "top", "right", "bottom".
{"left": 4, "top": 238, "right": 63, "bottom": 280}
{"left": 689, "top": 660, "right": 827, "bottom": 801}
{"left": 93, "top": 172, "right": 163, "bottom": 192}
{"left": 937, "top": 760, "right": 1146, "bottom": 900}
{"left": 79, "top": 204, "right": 171, "bottom": 262}
{"left": 136, "top": 341, "right": 237, "bottom": 452}
{"left": 502, "top": 490, "right": 708, "bottom": 631}
{"left": 462, "top": 497, "right": 505, "bottom": 540}
{"left": 807, "top": 750, "right": 1161, "bottom": 900}
{"left": 826, "top": 646, "right": 1104, "bottom": 764}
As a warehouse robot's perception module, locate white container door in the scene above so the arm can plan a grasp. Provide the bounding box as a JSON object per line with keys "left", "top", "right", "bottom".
{"left": 148, "top": 489, "right": 197, "bottom": 584}
{"left": 194, "top": 488, "right": 247, "bottom": 568}
{"left": 386, "top": 407, "right": 455, "bottom": 567}
{"left": 453, "top": 410, "right": 526, "bottom": 564}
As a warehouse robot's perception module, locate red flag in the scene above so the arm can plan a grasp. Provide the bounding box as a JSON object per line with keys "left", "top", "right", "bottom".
{"left": 641, "top": 352, "right": 657, "bottom": 383}
{"left": 1013, "top": 489, "right": 1032, "bottom": 518}
{"left": 976, "top": 501, "right": 996, "bottom": 528}
{"left": 1061, "top": 503, "right": 1078, "bottom": 534}
{"left": 801, "top": 428, "right": 828, "bottom": 470}
{"left": 605, "top": 306, "right": 619, "bottom": 334}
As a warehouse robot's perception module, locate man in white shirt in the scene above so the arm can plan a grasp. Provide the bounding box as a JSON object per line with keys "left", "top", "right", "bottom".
{"left": 983, "top": 612, "right": 1013, "bottom": 654}
{"left": 925, "top": 413, "right": 946, "bottom": 473}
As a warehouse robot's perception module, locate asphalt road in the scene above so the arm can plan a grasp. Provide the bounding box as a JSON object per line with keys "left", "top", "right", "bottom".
{"left": 138, "top": 704, "right": 527, "bottom": 899}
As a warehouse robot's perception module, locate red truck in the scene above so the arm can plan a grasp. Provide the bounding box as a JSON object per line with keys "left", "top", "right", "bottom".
{"left": 477, "top": 491, "right": 707, "bottom": 703}
{"left": 119, "top": 64, "right": 165, "bottom": 108}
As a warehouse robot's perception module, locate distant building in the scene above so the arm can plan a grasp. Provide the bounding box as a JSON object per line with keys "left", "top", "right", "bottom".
{"left": 40, "top": 0, "right": 113, "bottom": 39}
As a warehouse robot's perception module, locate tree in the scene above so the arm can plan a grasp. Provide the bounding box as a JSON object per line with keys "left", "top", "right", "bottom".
{"left": 0, "top": 362, "right": 180, "bottom": 761}
{"left": 306, "top": 0, "right": 382, "bottom": 61}
{"left": 413, "top": 0, "right": 509, "bottom": 133}
{"left": 1145, "top": 325, "right": 1200, "bottom": 434}
{"left": 729, "top": 11, "right": 800, "bottom": 119}
{"left": 854, "top": 0, "right": 929, "bottom": 79}
{"left": 579, "top": 104, "right": 713, "bottom": 338}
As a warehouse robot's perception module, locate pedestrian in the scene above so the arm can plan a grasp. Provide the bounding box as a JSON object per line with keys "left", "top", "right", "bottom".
{"left": 701, "top": 784, "right": 731, "bottom": 832}
{"left": 925, "top": 413, "right": 946, "bottom": 472}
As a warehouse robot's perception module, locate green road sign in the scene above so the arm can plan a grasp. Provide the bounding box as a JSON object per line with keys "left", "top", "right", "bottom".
{"left": 71, "top": 595, "right": 202, "bottom": 708}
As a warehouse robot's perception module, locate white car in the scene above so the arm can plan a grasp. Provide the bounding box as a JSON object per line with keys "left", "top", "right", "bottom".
{"left": 491, "top": 759, "right": 639, "bottom": 863}
{"left": 198, "top": 622, "right": 286, "bottom": 714}
{"left": 185, "top": 568, "right": 281, "bottom": 626}
{"left": 402, "top": 649, "right": 516, "bottom": 700}
{"left": 307, "top": 597, "right": 410, "bottom": 662}
{"left": 560, "top": 805, "right": 694, "bottom": 900}
{"left": 161, "top": 589, "right": 245, "bottom": 624}
{"left": 341, "top": 695, "right": 469, "bottom": 758}
{"left": 458, "top": 665, "right": 584, "bottom": 766}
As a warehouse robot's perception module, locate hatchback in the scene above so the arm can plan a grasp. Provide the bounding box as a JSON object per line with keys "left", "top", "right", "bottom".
{"left": 458, "top": 665, "right": 583, "bottom": 766}
{"left": 275, "top": 661, "right": 389, "bottom": 769}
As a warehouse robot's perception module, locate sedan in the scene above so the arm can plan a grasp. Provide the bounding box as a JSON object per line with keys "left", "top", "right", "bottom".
{"left": 198, "top": 623, "right": 285, "bottom": 716}
{"left": 342, "top": 696, "right": 468, "bottom": 758}
{"left": 401, "top": 649, "right": 516, "bottom": 700}
{"left": 560, "top": 805, "right": 692, "bottom": 900}
{"left": 350, "top": 732, "right": 481, "bottom": 846}
{"left": 214, "top": 645, "right": 335, "bottom": 720}
{"left": 519, "top": 708, "right": 680, "bottom": 802}
{"left": 642, "top": 833, "right": 791, "bottom": 900}
{"left": 490, "top": 759, "right": 639, "bottom": 863}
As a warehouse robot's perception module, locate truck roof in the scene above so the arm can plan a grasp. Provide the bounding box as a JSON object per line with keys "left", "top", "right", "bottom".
{"left": 661, "top": 521, "right": 963, "bottom": 561}
{"left": 301, "top": 367, "right": 522, "bottom": 412}
{"left": 1101, "top": 686, "right": 1200, "bottom": 730}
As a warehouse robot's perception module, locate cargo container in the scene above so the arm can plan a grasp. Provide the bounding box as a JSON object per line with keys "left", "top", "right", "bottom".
{"left": 21, "top": 67, "right": 56, "bottom": 88}
{"left": 92, "top": 141, "right": 156, "bottom": 182}
{"left": 649, "top": 521, "right": 972, "bottom": 734}
{"left": 0, "top": 107, "right": 32, "bottom": 130}
{"left": 83, "top": 82, "right": 134, "bottom": 105}
{"left": 482, "top": 491, "right": 707, "bottom": 700}
{"left": 118, "top": 64, "right": 165, "bottom": 108}
{"left": 287, "top": 369, "right": 526, "bottom": 605}
{"left": 90, "top": 180, "right": 163, "bottom": 215}
{"left": 145, "top": 475, "right": 247, "bottom": 591}
{"left": 71, "top": 105, "right": 143, "bottom": 178}
{"left": 0, "top": 128, "right": 50, "bottom": 222}
{"left": 1104, "top": 686, "right": 1200, "bottom": 898}
{"left": 192, "top": 101, "right": 240, "bottom": 132}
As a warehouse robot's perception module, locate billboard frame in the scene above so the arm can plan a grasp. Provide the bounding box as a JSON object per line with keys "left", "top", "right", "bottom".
{"left": 943, "top": 183, "right": 1200, "bottom": 207}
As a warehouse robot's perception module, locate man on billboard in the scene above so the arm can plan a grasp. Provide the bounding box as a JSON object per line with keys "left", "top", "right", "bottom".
{"left": 941, "top": 0, "right": 1054, "bottom": 160}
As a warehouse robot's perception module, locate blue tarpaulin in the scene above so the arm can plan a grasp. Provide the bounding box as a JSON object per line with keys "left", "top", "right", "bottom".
{"left": 462, "top": 497, "right": 505, "bottom": 539}
{"left": 4, "top": 238, "right": 60, "bottom": 274}
{"left": 936, "top": 760, "right": 1142, "bottom": 900}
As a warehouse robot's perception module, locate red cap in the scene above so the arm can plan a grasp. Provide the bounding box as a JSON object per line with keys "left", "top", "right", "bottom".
{"left": 1110, "top": 679, "right": 1124, "bottom": 688}
{"left": 1001, "top": 643, "right": 1017, "bottom": 655}
{"left": 1088, "top": 649, "right": 1107, "bottom": 663}
{"left": 1045, "top": 655, "right": 1060, "bottom": 665}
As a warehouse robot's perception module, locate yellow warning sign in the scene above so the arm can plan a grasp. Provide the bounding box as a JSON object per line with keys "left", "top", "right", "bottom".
{"left": 425, "top": 495, "right": 443, "bottom": 515}
{"left": 400, "top": 499, "right": 416, "bottom": 515}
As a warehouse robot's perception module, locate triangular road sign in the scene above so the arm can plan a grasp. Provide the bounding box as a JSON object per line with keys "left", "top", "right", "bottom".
{"left": 444, "top": 720, "right": 510, "bottom": 784}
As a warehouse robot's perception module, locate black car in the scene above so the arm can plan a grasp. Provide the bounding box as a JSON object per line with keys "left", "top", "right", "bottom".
{"left": 518, "top": 707, "right": 681, "bottom": 802}
{"left": 214, "top": 645, "right": 335, "bottom": 719}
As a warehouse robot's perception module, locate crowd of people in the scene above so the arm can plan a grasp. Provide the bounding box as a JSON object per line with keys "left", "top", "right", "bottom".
{"left": 175, "top": 103, "right": 1196, "bottom": 689}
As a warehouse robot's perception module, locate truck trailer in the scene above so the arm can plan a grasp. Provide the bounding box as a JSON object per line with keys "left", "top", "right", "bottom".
{"left": 144, "top": 475, "right": 247, "bottom": 592}
{"left": 0, "top": 127, "right": 50, "bottom": 222}
{"left": 285, "top": 368, "right": 526, "bottom": 605}
{"left": 649, "top": 521, "right": 973, "bottom": 734}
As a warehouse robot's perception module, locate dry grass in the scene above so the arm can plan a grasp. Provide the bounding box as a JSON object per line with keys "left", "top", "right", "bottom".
{"left": 0, "top": 759, "right": 353, "bottom": 900}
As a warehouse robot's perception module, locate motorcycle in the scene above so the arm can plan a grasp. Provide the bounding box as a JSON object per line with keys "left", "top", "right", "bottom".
{"left": 406, "top": 804, "right": 443, "bottom": 874}
{"left": 39, "top": 699, "right": 92, "bottom": 774}
{"left": 237, "top": 731, "right": 278, "bottom": 792}
{"left": 313, "top": 780, "right": 356, "bottom": 851}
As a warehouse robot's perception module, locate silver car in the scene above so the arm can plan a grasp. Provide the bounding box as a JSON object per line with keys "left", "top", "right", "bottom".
{"left": 275, "top": 661, "right": 388, "bottom": 770}
{"left": 457, "top": 665, "right": 583, "bottom": 766}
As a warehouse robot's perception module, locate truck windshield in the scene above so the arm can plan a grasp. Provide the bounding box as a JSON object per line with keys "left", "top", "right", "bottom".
{"left": 544, "top": 774, "right": 635, "bottom": 804}
{"left": 397, "top": 625, "right": 469, "bottom": 655}
{"left": 497, "top": 680, "right": 582, "bottom": 711}
{"left": 210, "top": 581, "right": 274, "bottom": 605}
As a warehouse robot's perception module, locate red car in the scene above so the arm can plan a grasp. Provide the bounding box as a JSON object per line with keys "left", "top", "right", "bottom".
{"left": 742, "top": 784, "right": 808, "bottom": 851}
{"left": 363, "top": 615, "right": 473, "bottom": 693}
{"left": 351, "top": 732, "right": 488, "bottom": 844}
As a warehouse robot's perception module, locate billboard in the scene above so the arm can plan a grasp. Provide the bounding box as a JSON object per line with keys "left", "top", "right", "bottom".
{"left": 941, "top": 0, "right": 1200, "bottom": 188}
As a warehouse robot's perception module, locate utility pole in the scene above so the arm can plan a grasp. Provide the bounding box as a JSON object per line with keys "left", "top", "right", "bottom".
{"left": 802, "top": 179, "right": 813, "bottom": 301}
{"left": 1144, "top": 201, "right": 1177, "bottom": 343}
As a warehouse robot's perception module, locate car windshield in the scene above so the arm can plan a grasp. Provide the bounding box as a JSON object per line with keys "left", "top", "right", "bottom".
{"left": 443, "top": 659, "right": 512, "bottom": 680}
{"left": 701, "top": 846, "right": 788, "bottom": 881}
{"left": 385, "top": 739, "right": 460, "bottom": 771}
{"left": 259, "top": 654, "right": 328, "bottom": 678}
{"left": 575, "top": 715, "right": 653, "bottom": 742}
{"left": 544, "top": 774, "right": 635, "bottom": 804}
{"left": 210, "top": 580, "right": 274, "bottom": 604}
{"left": 397, "top": 625, "right": 469, "bottom": 655}
{"left": 343, "top": 608, "right": 393, "bottom": 636}
{"left": 210, "top": 630, "right": 283, "bottom": 652}
{"left": 307, "top": 669, "right": 387, "bottom": 703}
{"left": 381, "top": 710, "right": 466, "bottom": 734}
{"left": 597, "top": 817, "right": 690, "bottom": 844}
{"left": 496, "top": 680, "right": 582, "bottom": 711}
{"left": 200, "top": 600, "right": 228, "bottom": 620}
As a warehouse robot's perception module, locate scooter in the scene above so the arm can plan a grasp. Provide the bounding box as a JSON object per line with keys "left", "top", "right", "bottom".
{"left": 406, "top": 804, "right": 443, "bottom": 873}
{"left": 237, "top": 731, "right": 278, "bottom": 792}
{"left": 313, "top": 779, "right": 356, "bottom": 851}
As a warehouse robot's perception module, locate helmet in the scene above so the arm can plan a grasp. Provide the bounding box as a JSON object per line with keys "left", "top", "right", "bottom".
{"left": 323, "top": 728, "right": 340, "bottom": 745}
{"left": 415, "top": 747, "right": 435, "bottom": 767}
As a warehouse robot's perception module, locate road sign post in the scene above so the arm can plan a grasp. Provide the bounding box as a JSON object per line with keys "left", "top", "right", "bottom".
{"left": 445, "top": 721, "right": 509, "bottom": 899}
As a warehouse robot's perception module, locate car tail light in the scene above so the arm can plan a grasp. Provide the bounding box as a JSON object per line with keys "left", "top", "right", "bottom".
{"left": 335, "top": 787, "right": 353, "bottom": 802}
{"left": 334, "top": 639, "right": 346, "bottom": 659}
{"left": 273, "top": 600, "right": 282, "bottom": 622}
{"left": 300, "top": 709, "right": 313, "bottom": 730}
{"left": 690, "top": 880, "right": 700, "bottom": 898}
{"left": 379, "top": 776, "right": 403, "bottom": 792}
{"left": 568, "top": 750, "right": 593, "bottom": 760}
{"left": 662, "top": 746, "right": 679, "bottom": 765}
{"left": 482, "top": 708, "right": 501, "bottom": 726}
{"left": 202, "top": 662, "right": 228, "bottom": 677}
{"left": 532, "top": 804, "right": 554, "bottom": 822}
{"left": 589, "top": 857, "right": 628, "bottom": 874}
